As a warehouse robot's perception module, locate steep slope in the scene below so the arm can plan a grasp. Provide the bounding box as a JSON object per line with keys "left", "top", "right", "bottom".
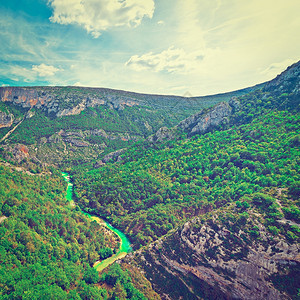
{"left": 0, "top": 85, "right": 258, "bottom": 117}
{"left": 72, "top": 61, "right": 300, "bottom": 247}
{"left": 128, "top": 188, "right": 299, "bottom": 299}
{"left": 74, "top": 111, "right": 299, "bottom": 247}
{"left": 0, "top": 161, "right": 159, "bottom": 299}
{"left": 0, "top": 85, "right": 259, "bottom": 167}
{"left": 70, "top": 62, "right": 299, "bottom": 299}
{"left": 149, "top": 60, "right": 300, "bottom": 140}
{"left": 0, "top": 62, "right": 299, "bottom": 299}
{"left": 0, "top": 164, "right": 118, "bottom": 298}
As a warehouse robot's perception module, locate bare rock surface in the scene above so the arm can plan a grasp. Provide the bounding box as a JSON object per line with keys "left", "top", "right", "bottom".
{"left": 0, "top": 111, "right": 14, "bottom": 128}
{"left": 102, "top": 148, "right": 126, "bottom": 163}
{"left": 130, "top": 215, "right": 299, "bottom": 300}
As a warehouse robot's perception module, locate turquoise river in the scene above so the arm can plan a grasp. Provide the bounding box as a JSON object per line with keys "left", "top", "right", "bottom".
{"left": 62, "top": 172, "right": 132, "bottom": 271}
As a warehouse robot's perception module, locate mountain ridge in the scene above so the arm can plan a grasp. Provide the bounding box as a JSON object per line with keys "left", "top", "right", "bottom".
{"left": 0, "top": 60, "right": 299, "bottom": 299}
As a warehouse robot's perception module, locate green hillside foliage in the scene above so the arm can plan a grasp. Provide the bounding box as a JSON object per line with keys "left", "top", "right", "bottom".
{"left": 73, "top": 109, "right": 299, "bottom": 248}
{"left": 0, "top": 89, "right": 226, "bottom": 145}
{"left": 0, "top": 85, "right": 251, "bottom": 166}
{"left": 0, "top": 165, "right": 119, "bottom": 299}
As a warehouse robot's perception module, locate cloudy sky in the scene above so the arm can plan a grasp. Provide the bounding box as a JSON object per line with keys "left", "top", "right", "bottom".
{"left": 0, "top": 0, "right": 299, "bottom": 96}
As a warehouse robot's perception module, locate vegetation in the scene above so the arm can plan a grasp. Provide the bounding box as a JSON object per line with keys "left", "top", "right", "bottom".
{"left": 0, "top": 164, "right": 119, "bottom": 299}
{"left": 0, "top": 85, "right": 250, "bottom": 165}
{"left": 73, "top": 110, "right": 299, "bottom": 248}
{"left": 0, "top": 64, "right": 299, "bottom": 298}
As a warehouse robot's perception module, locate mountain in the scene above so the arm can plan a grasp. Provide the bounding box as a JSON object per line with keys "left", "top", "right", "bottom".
{"left": 71, "top": 62, "right": 300, "bottom": 299}
{"left": 0, "top": 84, "right": 260, "bottom": 168}
{"left": 0, "top": 61, "right": 299, "bottom": 299}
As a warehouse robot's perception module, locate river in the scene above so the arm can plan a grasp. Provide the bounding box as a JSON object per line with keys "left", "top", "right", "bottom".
{"left": 62, "top": 172, "right": 132, "bottom": 271}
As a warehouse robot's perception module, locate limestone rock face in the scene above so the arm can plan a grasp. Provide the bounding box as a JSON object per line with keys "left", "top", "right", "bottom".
{"left": 102, "top": 148, "right": 126, "bottom": 163}
{"left": 131, "top": 216, "right": 299, "bottom": 300}
{"left": 149, "top": 99, "right": 241, "bottom": 143}
{"left": 94, "top": 160, "right": 105, "bottom": 168}
{"left": 3, "top": 144, "right": 29, "bottom": 162}
{"left": 0, "top": 111, "right": 14, "bottom": 128}
{"left": 0, "top": 86, "right": 144, "bottom": 118}
{"left": 0, "top": 87, "right": 44, "bottom": 108}
{"left": 147, "top": 127, "right": 176, "bottom": 142}
{"left": 178, "top": 101, "right": 232, "bottom": 135}
{"left": 90, "top": 129, "right": 109, "bottom": 139}
{"left": 56, "top": 101, "right": 86, "bottom": 117}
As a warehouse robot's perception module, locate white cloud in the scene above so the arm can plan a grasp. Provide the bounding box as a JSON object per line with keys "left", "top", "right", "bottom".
{"left": 125, "top": 46, "right": 205, "bottom": 74}
{"left": 157, "top": 20, "right": 164, "bottom": 25}
{"left": 48, "top": 0, "right": 155, "bottom": 37}
{"left": 32, "top": 64, "right": 60, "bottom": 76}
{"left": 8, "top": 66, "right": 36, "bottom": 82}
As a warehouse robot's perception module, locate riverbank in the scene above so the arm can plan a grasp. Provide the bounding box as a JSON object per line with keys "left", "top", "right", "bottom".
{"left": 62, "top": 172, "right": 132, "bottom": 272}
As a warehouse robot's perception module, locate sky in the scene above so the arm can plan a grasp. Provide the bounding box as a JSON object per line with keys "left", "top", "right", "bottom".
{"left": 0, "top": 0, "right": 299, "bottom": 96}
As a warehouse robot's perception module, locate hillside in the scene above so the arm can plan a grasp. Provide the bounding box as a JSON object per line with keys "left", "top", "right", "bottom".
{"left": 0, "top": 61, "right": 299, "bottom": 299}
{"left": 0, "top": 164, "right": 117, "bottom": 298}
{"left": 129, "top": 187, "right": 299, "bottom": 299}
{"left": 0, "top": 161, "right": 160, "bottom": 299}
{"left": 71, "top": 62, "right": 300, "bottom": 298}
{"left": 0, "top": 84, "right": 258, "bottom": 167}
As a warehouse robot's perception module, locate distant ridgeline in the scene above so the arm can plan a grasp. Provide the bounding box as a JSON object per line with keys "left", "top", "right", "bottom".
{"left": 0, "top": 61, "right": 299, "bottom": 299}
{"left": 0, "top": 82, "right": 258, "bottom": 167}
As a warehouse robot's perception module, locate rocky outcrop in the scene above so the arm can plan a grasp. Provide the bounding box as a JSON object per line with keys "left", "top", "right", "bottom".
{"left": 0, "top": 87, "right": 45, "bottom": 108}
{"left": 3, "top": 144, "right": 29, "bottom": 162}
{"left": 94, "top": 149, "right": 126, "bottom": 167}
{"left": 131, "top": 214, "right": 299, "bottom": 300}
{"left": 102, "top": 148, "right": 126, "bottom": 163}
{"left": 147, "top": 127, "right": 177, "bottom": 143}
{"left": 178, "top": 101, "right": 232, "bottom": 136}
{"left": 56, "top": 100, "right": 87, "bottom": 117}
{"left": 149, "top": 98, "right": 241, "bottom": 142}
{"left": 94, "top": 160, "right": 105, "bottom": 168}
{"left": 0, "top": 111, "right": 14, "bottom": 128}
{"left": 0, "top": 87, "right": 142, "bottom": 117}
{"left": 90, "top": 129, "right": 109, "bottom": 139}
{"left": 60, "top": 130, "right": 85, "bottom": 138}
{"left": 264, "top": 60, "right": 300, "bottom": 97}
{"left": 64, "top": 137, "right": 89, "bottom": 147}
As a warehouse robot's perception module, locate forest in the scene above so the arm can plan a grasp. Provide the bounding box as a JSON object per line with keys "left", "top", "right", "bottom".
{"left": 72, "top": 85, "right": 300, "bottom": 248}
{"left": 73, "top": 110, "right": 299, "bottom": 248}
{"left": 0, "top": 63, "right": 299, "bottom": 299}
{"left": 0, "top": 164, "right": 154, "bottom": 299}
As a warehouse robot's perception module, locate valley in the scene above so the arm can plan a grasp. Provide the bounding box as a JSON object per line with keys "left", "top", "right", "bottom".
{"left": 0, "top": 61, "right": 299, "bottom": 299}
{"left": 62, "top": 172, "right": 132, "bottom": 272}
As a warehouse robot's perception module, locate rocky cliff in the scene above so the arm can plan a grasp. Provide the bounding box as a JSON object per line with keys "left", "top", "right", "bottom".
{"left": 148, "top": 97, "right": 241, "bottom": 142}
{"left": 0, "top": 83, "right": 258, "bottom": 119}
{"left": 128, "top": 195, "right": 299, "bottom": 299}
{"left": 178, "top": 101, "right": 233, "bottom": 136}
{"left": 0, "top": 86, "right": 142, "bottom": 117}
{"left": 147, "top": 126, "right": 178, "bottom": 142}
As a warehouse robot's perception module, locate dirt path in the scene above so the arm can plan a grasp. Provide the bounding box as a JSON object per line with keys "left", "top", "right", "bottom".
{"left": 0, "top": 107, "right": 32, "bottom": 143}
